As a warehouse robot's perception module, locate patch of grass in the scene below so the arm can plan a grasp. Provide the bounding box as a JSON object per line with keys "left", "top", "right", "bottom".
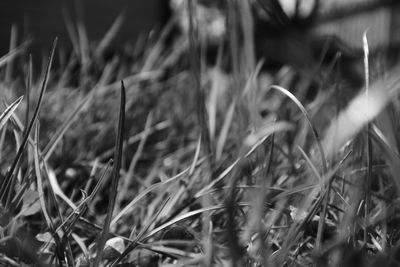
{"left": 1, "top": 1, "right": 400, "bottom": 267}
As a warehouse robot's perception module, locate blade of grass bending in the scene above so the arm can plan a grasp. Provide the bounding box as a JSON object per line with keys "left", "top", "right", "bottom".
{"left": 1, "top": 38, "right": 57, "bottom": 207}
{"left": 270, "top": 85, "right": 328, "bottom": 174}
{"left": 0, "top": 96, "right": 23, "bottom": 130}
{"left": 93, "top": 81, "right": 125, "bottom": 267}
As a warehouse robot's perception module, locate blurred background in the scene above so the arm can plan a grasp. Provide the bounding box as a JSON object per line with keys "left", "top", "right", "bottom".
{"left": 0, "top": 0, "right": 170, "bottom": 55}
{"left": 0, "top": 0, "right": 399, "bottom": 61}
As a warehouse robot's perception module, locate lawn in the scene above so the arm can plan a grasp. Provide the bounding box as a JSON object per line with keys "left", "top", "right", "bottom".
{"left": 1, "top": 1, "right": 400, "bottom": 266}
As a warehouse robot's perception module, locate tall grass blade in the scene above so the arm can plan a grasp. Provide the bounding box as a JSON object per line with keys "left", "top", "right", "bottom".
{"left": 362, "top": 30, "right": 372, "bottom": 244}
{"left": 1, "top": 38, "right": 57, "bottom": 206}
{"left": 93, "top": 80, "right": 125, "bottom": 267}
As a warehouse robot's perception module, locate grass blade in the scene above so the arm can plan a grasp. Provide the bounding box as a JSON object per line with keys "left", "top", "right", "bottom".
{"left": 0, "top": 96, "right": 23, "bottom": 131}
{"left": 95, "top": 12, "right": 125, "bottom": 56}
{"left": 62, "top": 5, "right": 80, "bottom": 57}
{"left": 1, "top": 38, "right": 57, "bottom": 206}
{"left": 216, "top": 99, "right": 236, "bottom": 161}
{"left": 297, "top": 146, "right": 322, "bottom": 182}
{"left": 117, "top": 112, "right": 153, "bottom": 209}
{"left": 93, "top": 80, "right": 125, "bottom": 267}
{"left": 0, "top": 42, "right": 27, "bottom": 69}
{"left": 33, "top": 124, "right": 61, "bottom": 265}
{"left": 24, "top": 54, "right": 32, "bottom": 132}
{"left": 362, "top": 30, "right": 372, "bottom": 245}
{"left": 5, "top": 24, "right": 18, "bottom": 83}
{"left": 270, "top": 85, "right": 327, "bottom": 174}
{"left": 187, "top": 0, "right": 213, "bottom": 166}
